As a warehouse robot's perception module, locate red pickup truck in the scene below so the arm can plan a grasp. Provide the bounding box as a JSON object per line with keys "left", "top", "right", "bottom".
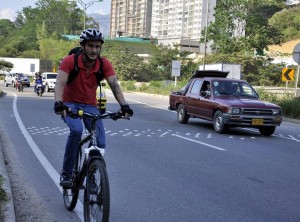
{"left": 168, "top": 70, "right": 282, "bottom": 136}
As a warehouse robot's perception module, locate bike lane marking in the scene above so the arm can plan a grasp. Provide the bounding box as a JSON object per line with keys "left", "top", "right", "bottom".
{"left": 171, "top": 134, "right": 226, "bottom": 151}
{"left": 11, "top": 93, "right": 84, "bottom": 221}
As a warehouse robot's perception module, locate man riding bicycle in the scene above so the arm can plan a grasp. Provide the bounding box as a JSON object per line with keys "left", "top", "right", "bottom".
{"left": 54, "top": 28, "right": 133, "bottom": 188}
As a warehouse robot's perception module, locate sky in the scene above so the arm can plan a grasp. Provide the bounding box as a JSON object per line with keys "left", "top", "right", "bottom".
{"left": 0, "top": 0, "right": 110, "bottom": 21}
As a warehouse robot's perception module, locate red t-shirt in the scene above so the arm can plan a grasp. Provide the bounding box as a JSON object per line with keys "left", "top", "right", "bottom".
{"left": 59, "top": 54, "right": 115, "bottom": 106}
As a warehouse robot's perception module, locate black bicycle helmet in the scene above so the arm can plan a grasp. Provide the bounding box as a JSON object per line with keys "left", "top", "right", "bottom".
{"left": 80, "top": 28, "right": 104, "bottom": 43}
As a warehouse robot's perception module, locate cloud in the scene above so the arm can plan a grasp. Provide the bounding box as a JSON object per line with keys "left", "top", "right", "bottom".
{"left": 92, "top": 9, "right": 107, "bottom": 15}
{"left": 0, "top": 8, "right": 16, "bottom": 21}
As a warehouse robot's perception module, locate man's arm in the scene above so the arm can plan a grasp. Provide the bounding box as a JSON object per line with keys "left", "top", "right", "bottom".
{"left": 106, "top": 75, "right": 127, "bottom": 104}
{"left": 54, "top": 70, "right": 68, "bottom": 102}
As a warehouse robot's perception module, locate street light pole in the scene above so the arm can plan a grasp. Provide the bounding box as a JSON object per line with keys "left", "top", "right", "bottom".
{"left": 76, "top": 0, "right": 102, "bottom": 30}
{"left": 202, "top": 0, "right": 209, "bottom": 70}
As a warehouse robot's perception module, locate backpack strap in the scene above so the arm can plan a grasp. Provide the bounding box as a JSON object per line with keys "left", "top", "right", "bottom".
{"left": 96, "top": 55, "right": 104, "bottom": 86}
{"left": 67, "top": 53, "right": 80, "bottom": 84}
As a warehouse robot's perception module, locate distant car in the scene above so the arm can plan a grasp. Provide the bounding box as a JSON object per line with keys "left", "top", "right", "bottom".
{"left": 169, "top": 70, "right": 282, "bottom": 136}
{"left": 41, "top": 72, "right": 57, "bottom": 92}
{"left": 4, "top": 73, "right": 30, "bottom": 87}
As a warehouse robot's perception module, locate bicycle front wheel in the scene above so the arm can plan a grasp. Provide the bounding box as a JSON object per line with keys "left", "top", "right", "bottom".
{"left": 84, "top": 159, "right": 110, "bottom": 222}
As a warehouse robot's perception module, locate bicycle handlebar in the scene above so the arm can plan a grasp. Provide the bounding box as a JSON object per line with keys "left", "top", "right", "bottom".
{"left": 67, "top": 110, "right": 129, "bottom": 121}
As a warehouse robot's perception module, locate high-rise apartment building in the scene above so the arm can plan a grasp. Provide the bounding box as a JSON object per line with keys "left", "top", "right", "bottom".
{"left": 110, "top": 0, "right": 216, "bottom": 53}
{"left": 110, "top": 0, "right": 153, "bottom": 38}
{"left": 151, "top": 0, "right": 216, "bottom": 53}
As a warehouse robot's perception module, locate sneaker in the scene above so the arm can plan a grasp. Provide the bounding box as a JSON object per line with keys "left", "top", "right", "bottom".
{"left": 89, "top": 175, "right": 98, "bottom": 195}
{"left": 60, "top": 174, "right": 73, "bottom": 188}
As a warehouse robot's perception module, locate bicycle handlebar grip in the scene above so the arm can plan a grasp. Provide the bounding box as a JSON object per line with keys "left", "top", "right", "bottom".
{"left": 78, "top": 110, "right": 84, "bottom": 117}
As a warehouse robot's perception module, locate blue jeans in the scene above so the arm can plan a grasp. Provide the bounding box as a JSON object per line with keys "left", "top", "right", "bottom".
{"left": 61, "top": 102, "right": 106, "bottom": 175}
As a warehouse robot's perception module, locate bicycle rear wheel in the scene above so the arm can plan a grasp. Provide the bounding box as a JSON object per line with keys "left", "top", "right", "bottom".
{"left": 63, "top": 182, "right": 79, "bottom": 211}
{"left": 84, "top": 159, "right": 110, "bottom": 222}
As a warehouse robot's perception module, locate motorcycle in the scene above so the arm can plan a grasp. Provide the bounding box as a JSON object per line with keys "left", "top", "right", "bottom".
{"left": 34, "top": 79, "right": 45, "bottom": 97}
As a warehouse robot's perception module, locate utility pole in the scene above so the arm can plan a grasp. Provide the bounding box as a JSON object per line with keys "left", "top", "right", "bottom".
{"left": 76, "top": 0, "right": 102, "bottom": 30}
{"left": 202, "top": 0, "right": 210, "bottom": 70}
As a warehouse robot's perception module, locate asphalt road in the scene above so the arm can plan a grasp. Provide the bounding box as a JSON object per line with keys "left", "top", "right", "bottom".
{"left": 0, "top": 85, "right": 300, "bottom": 222}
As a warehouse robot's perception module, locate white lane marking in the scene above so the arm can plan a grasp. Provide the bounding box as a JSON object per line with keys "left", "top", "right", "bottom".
{"left": 11, "top": 93, "right": 84, "bottom": 221}
{"left": 288, "top": 135, "right": 300, "bottom": 142}
{"left": 159, "top": 132, "right": 169, "bottom": 137}
{"left": 244, "top": 129, "right": 300, "bottom": 142}
{"left": 171, "top": 134, "right": 226, "bottom": 151}
{"left": 126, "top": 98, "right": 169, "bottom": 110}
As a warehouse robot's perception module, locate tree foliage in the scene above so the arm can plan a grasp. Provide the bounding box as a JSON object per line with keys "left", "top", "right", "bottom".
{"left": 199, "top": 51, "right": 285, "bottom": 86}
{"left": 269, "top": 4, "right": 300, "bottom": 41}
{"left": 0, "top": 59, "right": 14, "bottom": 72}
{"left": 1, "top": 0, "right": 88, "bottom": 56}
{"left": 205, "top": 0, "right": 284, "bottom": 55}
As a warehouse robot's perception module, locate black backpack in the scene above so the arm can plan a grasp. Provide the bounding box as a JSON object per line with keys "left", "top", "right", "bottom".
{"left": 66, "top": 47, "right": 104, "bottom": 85}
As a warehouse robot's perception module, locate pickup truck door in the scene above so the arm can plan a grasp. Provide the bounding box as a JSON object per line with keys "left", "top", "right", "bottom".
{"left": 193, "top": 81, "right": 213, "bottom": 119}
{"left": 185, "top": 79, "right": 202, "bottom": 115}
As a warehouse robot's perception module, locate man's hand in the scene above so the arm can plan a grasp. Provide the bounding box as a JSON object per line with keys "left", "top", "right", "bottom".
{"left": 120, "top": 103, "right": 133, "bottom": 118}
{"left": 54, "top": 101, "right": 68, "bottom": 115}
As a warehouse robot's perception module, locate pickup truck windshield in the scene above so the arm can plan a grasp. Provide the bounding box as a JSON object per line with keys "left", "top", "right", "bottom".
{"left": 212, "top": 80, "right": 258, "bottom": 98}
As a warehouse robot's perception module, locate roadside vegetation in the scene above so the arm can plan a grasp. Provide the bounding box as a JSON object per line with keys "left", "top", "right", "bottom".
{"left": 0, "top": 175, "right": 8, "bottom": 221}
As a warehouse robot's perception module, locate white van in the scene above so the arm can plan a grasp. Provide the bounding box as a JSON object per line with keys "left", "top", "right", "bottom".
{"left": 41, "top": 72, "right": 57, "bottom": 92}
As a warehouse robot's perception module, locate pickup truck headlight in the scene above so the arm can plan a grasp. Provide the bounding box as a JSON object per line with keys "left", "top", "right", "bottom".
{"left": 272, "top": 109, "right": 281, "bottom": 115}
{"left": 227, "top": 107, "right": 241, "bottom": 114}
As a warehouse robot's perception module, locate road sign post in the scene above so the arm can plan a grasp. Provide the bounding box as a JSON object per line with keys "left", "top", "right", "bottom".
{"left": 172, "top": 60, "right": 181, "bottom": 86}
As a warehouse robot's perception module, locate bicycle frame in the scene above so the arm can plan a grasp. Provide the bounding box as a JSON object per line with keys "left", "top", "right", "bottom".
{"left": 73, "top": 117, "right": 105, "bottom": 190}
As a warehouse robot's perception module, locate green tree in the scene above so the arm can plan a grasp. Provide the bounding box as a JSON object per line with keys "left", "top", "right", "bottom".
{"left": 205, "top": 0, "right": 283, "bottom": 55}
{"left": 269, "top": 5, "right": 300, "bottom": 41}
{"left": 102, "top": 41, "right": 146, "bottom": 81}
{"left": 0, "top": 0, "right": 87, "bottom": 57}
{"left": 0, "top": 59, "right": 14, "bottom": 72}
{"left": 199, "top": 51, "right": 285, "bottom": 86}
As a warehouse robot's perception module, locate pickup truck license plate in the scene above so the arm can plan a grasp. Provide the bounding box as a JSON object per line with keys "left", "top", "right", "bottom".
{"left": 252, "top": 118, "right": 263, "bottom": 125}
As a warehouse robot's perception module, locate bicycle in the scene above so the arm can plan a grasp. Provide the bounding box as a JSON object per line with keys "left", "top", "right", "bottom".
{"left": 62, "top": 109, "right": 126, "bottom": 222}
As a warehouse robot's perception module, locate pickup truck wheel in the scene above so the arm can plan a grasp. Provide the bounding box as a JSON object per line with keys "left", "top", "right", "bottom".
{"left": 4, "top": 81, "right": 8, "bottom": 87}
{"left": 177, "top": 104, "right": 189, "bottom": 124}
{"left": 213, "top": 111, "right": 228, "bottom": 133}
{"left": 259, "top": 126, "right": 275, "bottom": 136}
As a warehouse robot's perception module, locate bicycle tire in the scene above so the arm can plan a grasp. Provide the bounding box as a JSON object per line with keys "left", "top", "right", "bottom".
{"left": 62, "top": 179, "right": 79, "bottom": 211}
{"left": 84, "top": 159, "right": 110, "bottom": 222}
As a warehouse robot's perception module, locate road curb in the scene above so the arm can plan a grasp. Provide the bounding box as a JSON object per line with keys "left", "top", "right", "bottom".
{"left": 0, "top": 142, "right": 16, "bottom": 222}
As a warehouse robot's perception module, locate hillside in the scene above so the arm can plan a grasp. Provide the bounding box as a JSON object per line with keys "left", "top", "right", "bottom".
{"left": 89, "top": 13, "right": 110, "bottom": 37}
{"left": 268, "top": 39, "right": 300, "bottom": 55}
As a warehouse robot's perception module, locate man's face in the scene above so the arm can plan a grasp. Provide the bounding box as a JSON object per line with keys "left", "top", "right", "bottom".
{"left": 84, "top": 41, "right": 102, "bottom": 60}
